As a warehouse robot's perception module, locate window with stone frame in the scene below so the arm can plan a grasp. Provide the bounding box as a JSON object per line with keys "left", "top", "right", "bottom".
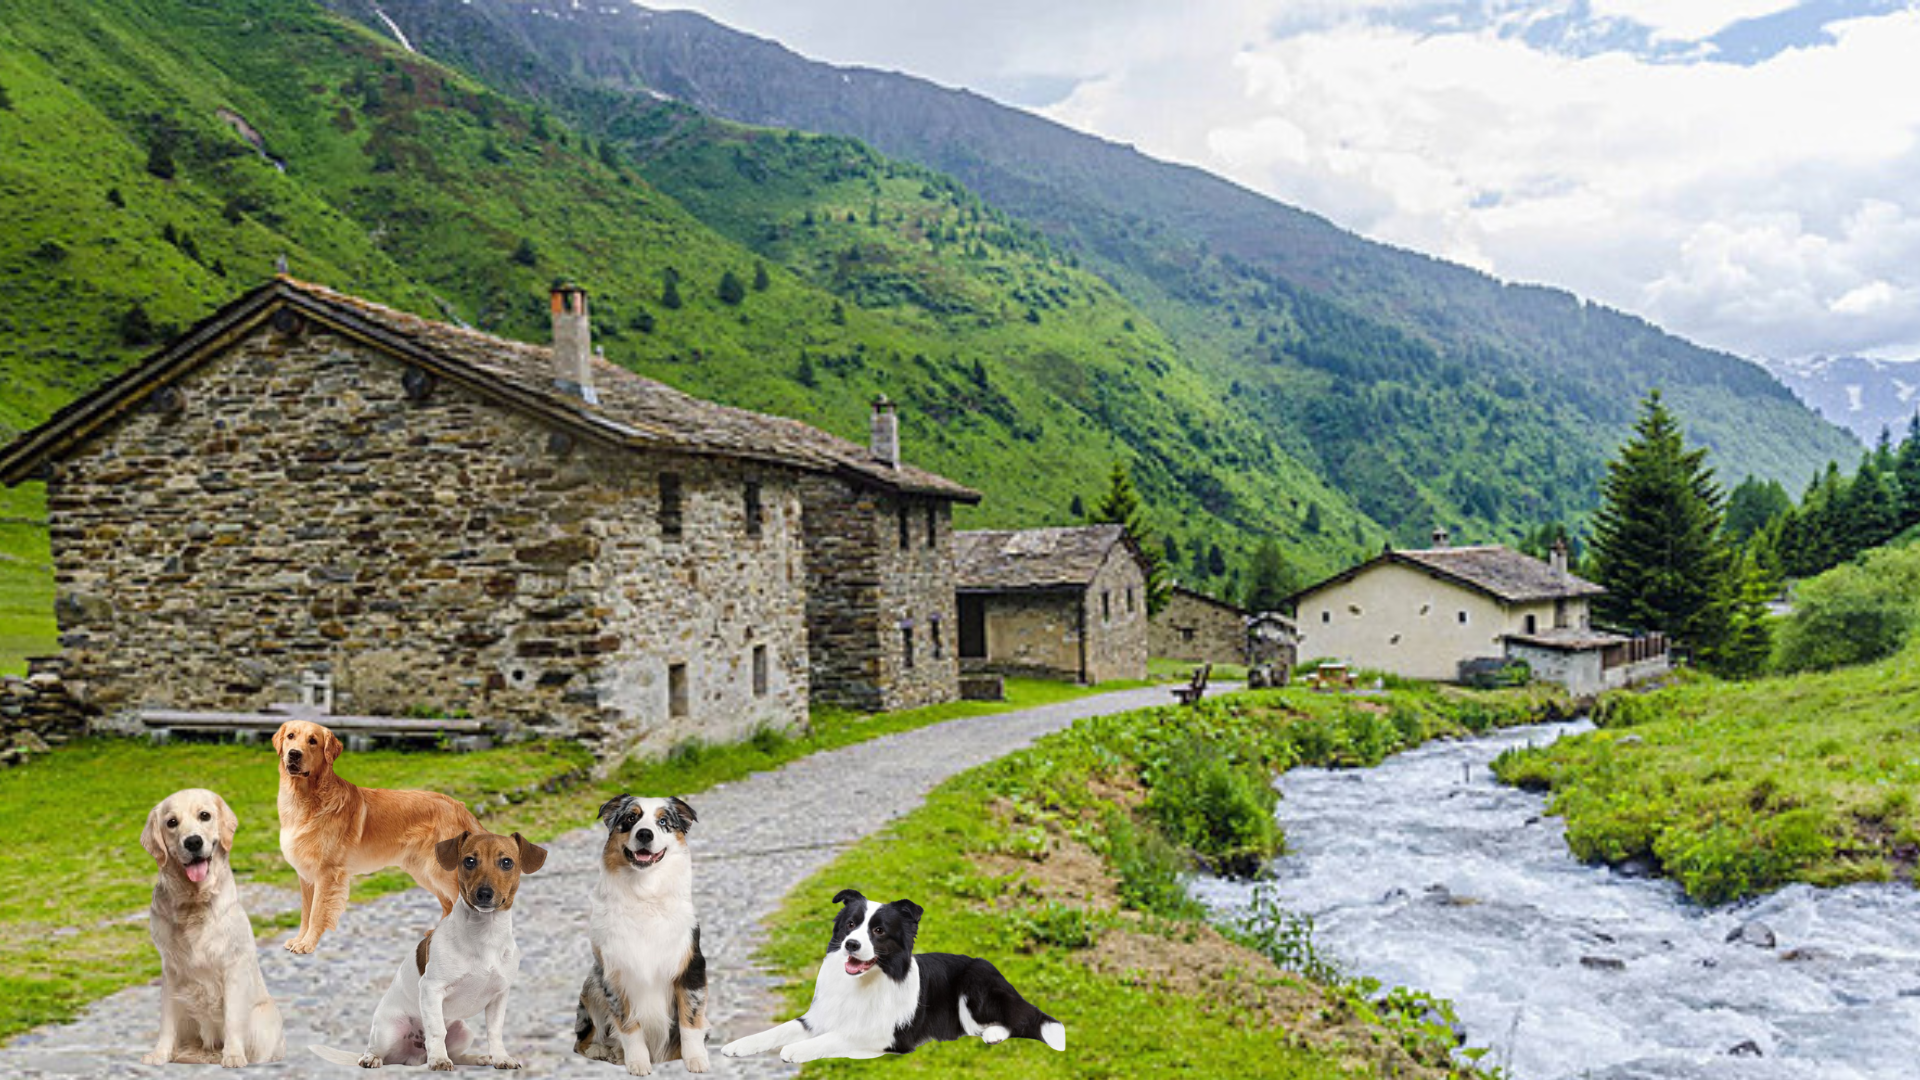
{"left": 660, "top": 473, "right": 684, "bottom": 539}
{"left": 1102, "top": 589, "right": 1112, "bottom": 623}
{"left": 752, "top": 644, "right": 769, "bottom": 697}
{"left": 930, "top": 615, "right": 944, "bottom": 660}
{"left": 744, "top": 480, "right": 763, "bottom": 538}
{"left": 901, "top": 623, "right": 915, "bottom": 669}
{"left": 898, "top": 503, "right": 911, "bottom": 550}
{"left": 668, "top": 662, "right": 689, "bottom": 717}
{"left": 925, "top": 504, "right": 937, "bottom": 548}
{"left": 1126, "top": 586, "right": 1136, "bottom": 614}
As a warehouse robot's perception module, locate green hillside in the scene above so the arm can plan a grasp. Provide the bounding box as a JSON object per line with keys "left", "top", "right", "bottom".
{"left": 0, "top": 0, "right": 1381, "bottom": 668}
{"left": 358, "top": 0, "right": 1859, "bottom": 546}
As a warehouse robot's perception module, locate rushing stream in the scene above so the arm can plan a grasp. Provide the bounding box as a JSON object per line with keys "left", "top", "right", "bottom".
{"left": 1191, "top": 720, "right": 1920, "bottom": 1079}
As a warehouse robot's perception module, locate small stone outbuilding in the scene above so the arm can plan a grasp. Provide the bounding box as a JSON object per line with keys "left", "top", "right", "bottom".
{"left": 0, "top": 278, "right": 977, "bottom": 758}
{"left": 954, "top": 524, "right": 1149, "bottom": 684}
{"left": 1150, "top": 586, "right": 1249, "bottom": 666}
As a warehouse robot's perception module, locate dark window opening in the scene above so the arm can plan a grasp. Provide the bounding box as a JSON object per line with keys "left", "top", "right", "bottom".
{"left": 1102, "top": 590, "right": 1112, "bottom": 623}
{"left": 668, "top": 662, "right": 689, "bottom": 718}
{"left": 898, "top": 504, "right": 911, "bottom": 550}
{"left": 959, "top": 596, "right": 987, "bottom": 659}
{"left": 1457, "top": 611, "right": 1468, "bottom": 624}
{"left": 901, "top": 624, "right": 915, "bottom": 669}
{"left": 659, "top": 473, "right": 683, "bottom": 539}
{"left": 1524, "top": 613, "right": 1538, "bottom": 635}
{"left": 1322, "top": 611, "right": 1331, "bottom": 624}
{"left": 752, "top": 645, "right": 768, "bottom": 697}
{"left": 926, "top": 505, "right": 937, "bottom": 548}
{"left": 1126, "top": 587, "right": 1136, "bottom": 614}
{"left": 931, "top": 616, "right": 944, "bottom": 660}
{"left": 744, "top": 480, "right": 763, "bottom": 538}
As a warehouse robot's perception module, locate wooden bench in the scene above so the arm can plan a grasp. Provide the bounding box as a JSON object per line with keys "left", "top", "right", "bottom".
{"left": 1304, "top": 662, "right": 1357, "bottom": 691}
{"left": 140, "top": 704, "right": 504, "bottom": 753}
{"left": 1172, "top": 663, "right": 1212, "bottom": 706}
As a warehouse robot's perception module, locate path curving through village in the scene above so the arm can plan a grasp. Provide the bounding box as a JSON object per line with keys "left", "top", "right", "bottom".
{"left": 0, "top": 684, "right": 1185, "bottom": 1078}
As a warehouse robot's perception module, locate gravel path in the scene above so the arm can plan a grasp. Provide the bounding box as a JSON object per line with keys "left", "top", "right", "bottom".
{"left": 2, "top": 684, "right": 1187, "bottom": 1077}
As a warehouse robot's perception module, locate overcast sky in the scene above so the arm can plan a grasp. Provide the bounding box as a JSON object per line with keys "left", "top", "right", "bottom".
{"left": 653, "top": 0, "right": 1920, "bottom": 363}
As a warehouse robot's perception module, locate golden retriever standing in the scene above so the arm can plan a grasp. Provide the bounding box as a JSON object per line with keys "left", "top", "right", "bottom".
{"left": 142, "top": 789, "right": 286, "bottom": 1067}
{"left": 273, "top": 719, "right": 482, "bottom": 955}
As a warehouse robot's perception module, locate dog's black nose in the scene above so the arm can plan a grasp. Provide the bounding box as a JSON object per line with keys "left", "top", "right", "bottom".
{"left": 475, "top": 885, "right": 494, "bottom": 906}
{"left": 287, "top": 748, "right": 303, "bottom": 760}
{"left": 844, "top": 939, "right": 861, "bottom": 954}
{"left": 183, "top": 835, "right": 204, "bottom": 853}
{"left": 636, "top": 828, "right": 654, "bottom": 845}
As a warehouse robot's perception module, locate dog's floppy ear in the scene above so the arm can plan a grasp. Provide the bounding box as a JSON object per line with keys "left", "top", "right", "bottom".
{"left": 434, "top": 831, "right": 471, "bottom": 872}
{"left": 597, "top": 794, "right": 632, "bottom": 827}
{"left": 890, "top": 899, "right": 924, "bottom": 925}
{"left": 668, "top": 796, "right": 697, "bottom": 827}
{"left": 214, "top": 793, "right": 239, "bottom": 854}
{"left": 140, "top": 800, "right": 170, "bottom": 866}
{"left": 831, "top": 888, "right": 866, "bottom": 907}
{"left": 512, "top": 832, "right": 548, "bottom": 875}
{"left": 322, "top": 728, "right": 344, "bottom": 766}
{"left": 271, "top": 723, "right": 288, "bottom": 753}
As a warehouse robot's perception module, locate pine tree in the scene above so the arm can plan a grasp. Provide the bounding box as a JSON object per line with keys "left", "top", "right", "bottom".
{"left": 509, "top": 237, "right": 537, "bottom": 267}
{"left": 1091, "top": 462, "right": 1171, "bottom": 614}
{"left": 1590, "top": 391, "right": 1733, "bottom": 654}
{"left": 660, "top": 267, "right": 683, "bottom": 310}
{"left": 1302, "top": 503, "right": 1322, "bottom": 535}
{"left": 717, "top": 269, "right": 746, "bottom": 306}
{"left": 752, "top": 262, "right": 770, "bottom": 291}
{"left": 1723, "top": 476, "right": 1792, "bottom": 542}
{"left": 1706, "top": 550, "right": 1777, "bottom": 679}
{"left": 1243, "top": 540, "right": 1298, "bottom": 612}
{"left": 0, "top": 81, "right": 13, "bottom": 111}
{"left": 1068, "top": 493, "right": 1085, "bottom": 519}
{"left": 1897, "top": 413, "right": 1920, "bottom": 527}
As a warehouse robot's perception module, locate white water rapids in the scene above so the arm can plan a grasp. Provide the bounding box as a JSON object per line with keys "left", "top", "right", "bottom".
{"left": 1191, "top": 720, "right": 1920, "bottom": 1079}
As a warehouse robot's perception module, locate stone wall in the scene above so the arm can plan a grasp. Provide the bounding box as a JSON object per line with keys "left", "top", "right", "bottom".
{"left": 800, "top": 478, "right": 959, "bottom": 713}
{"left": 1150, "top": 588, "right": 1246, "bottom": 665}
{"left": 0, "top": 658, "right": 89, "bottom": 766}
{"left": 44, "top": 321, "right": 807, "bottom": 757}
{"left": 967, "top": 590, "right": 1083, "bottom": 680}
{"left": 1078, "top": 543, "right": 1149, "bottom": 684}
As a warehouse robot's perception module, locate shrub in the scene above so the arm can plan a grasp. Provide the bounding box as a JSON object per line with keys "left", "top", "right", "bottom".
{"left": 1100, "top": 807, "right": 1203, "bottom": 919}
{"left": 1142, "top": 739, "right": 1283, "bottom": 877}
{"left": 1011, "top": 902, "right": 1099, "bottom": 950}
{"left": 1774, "top": 548, "right": 1920, "bottom": 672}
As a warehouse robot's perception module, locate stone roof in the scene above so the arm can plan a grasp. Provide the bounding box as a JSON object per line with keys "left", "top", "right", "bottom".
{"left": 955, "top": 524, "right": 1135, "bottom": 592}
{"left": 1293, "top": 544, "right": 1605, "bottom": 605}
{"left": 1168, "top": 585, "right": 1247, "bottom": 616}
{"left": 0, "top": 277, "right": 980, "bottom": 503}
{"left": 1505, "top": 628, "right": 1633, "bottom": 651}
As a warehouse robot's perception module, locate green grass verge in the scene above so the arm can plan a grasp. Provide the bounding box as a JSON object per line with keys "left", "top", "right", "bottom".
{"left": 758, "top": 683, "right": 1566, "bottom": 1078}
{"left": 1492, "top": 639, "right": 1920, "bottom": 903}
{"left": 1146, "top": 655, "right": 1249, "bottom": 683}
{"left": 0, "top": 676, "right": 1134, "bottom": 1042}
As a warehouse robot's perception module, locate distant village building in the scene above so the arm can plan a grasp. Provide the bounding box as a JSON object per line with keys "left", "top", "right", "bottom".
{"left": 1289, "top": 533, "right": 1667, "bottom": 693}
{"left": 954, "top": 524, "right": 1149, "bottom": 684}
{"left": 0, "top": 278, "right": 977, "bottom": 758}
{"left": 1150, "top": 586, "right": 1248, "bottom": 666}
{"left": 1246, "top": 611, "right": 1299, "bottom": 674}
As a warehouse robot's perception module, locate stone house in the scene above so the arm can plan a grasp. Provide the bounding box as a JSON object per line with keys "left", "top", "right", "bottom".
{"left": 1290, "top": 535, "right": 1668, "bottom": 692}
{"left": 954, "top": 524, "right": 1149, "bottom": 684}
{"left": 0, "top": 278, "right": 976, "bottom": 758}
{"left": 1150, "top": 585, "right": 1249, "bottom": 666}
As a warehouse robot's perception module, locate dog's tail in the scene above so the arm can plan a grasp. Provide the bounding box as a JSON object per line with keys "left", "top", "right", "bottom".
{"left": 1039, "top": 1020, "right": 1066, "bottom": 1052}
{"left": 309, "top": 1044, "right": 370, "bottom": 1067}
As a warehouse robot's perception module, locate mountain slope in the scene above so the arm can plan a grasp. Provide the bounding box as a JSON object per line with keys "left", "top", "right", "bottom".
{"left": 0, "top": 0, "right": 1379, "bottom": 601}
{"left": 343, "top": 0, "right": 1861, "bottom": 534}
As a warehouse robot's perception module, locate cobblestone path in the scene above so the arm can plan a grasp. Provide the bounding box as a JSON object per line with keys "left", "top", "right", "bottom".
{"left": 2, "top": 684, "right": 1186, "bottom": 1077}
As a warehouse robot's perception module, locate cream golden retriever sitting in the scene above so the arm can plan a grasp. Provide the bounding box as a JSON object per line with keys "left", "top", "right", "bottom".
{"left": 142, "top": 788, "right": 286, "bottom": 1067}
{"left": 273, "top": 719, "right": 482, "bottom": 954}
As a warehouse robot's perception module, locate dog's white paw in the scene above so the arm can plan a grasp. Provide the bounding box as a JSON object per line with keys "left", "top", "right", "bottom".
{"left": 141, "top": 1050, "right": 171, "bottom": 1066}
{"left": 683, "top": 1049, "right": 710, "bottom": 1073}
{"left": 981, "top": 1025, "right": 1010, "bottom": 1045}
{"left": 358, "top": 1053, "right": 383, "bottom": 1069}
{"left": 428, "top": 1055, "right": 456, "bottom": 1072}
{"left": 778, "top": 1047, "right": 800, "bottom": 1064}
{"left": 221, "top": 1049, "right": 248, "bottom": 1069}
{"left": 285, "top": 938, "right": 317, "bottom": 955}
{"left": 623, "top": 1057, "right": 653, "bottom": 1076}
{"left": 483, "top": 1055, "right": 523, "bottom": 1070}
{"left": 719, "top": 1042, "right": 745, "bottom": 1059}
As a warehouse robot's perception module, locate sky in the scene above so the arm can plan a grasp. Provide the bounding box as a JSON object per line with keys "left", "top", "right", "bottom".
{"left": 653, "top": 0, "right": 1920, "bottom": 364}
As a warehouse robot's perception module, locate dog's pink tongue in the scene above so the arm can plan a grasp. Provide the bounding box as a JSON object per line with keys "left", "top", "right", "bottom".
{"left": 844, "top": 958, "right": 874, "bottom": 976}
{"left": 185, "top": 860, "right": 210, "bottom": 883}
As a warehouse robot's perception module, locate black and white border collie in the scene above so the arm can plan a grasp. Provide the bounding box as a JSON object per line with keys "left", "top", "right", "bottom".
{"left": 720, "top": 889, "right": 1065, "bottom": 1064}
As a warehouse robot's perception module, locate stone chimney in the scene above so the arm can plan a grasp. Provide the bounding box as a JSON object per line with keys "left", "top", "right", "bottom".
{"left": 1550, "top": 538, "right": 1569, "bottom": 575}
{"left": 550, "top": 283, "right": 598, "bottom": 405}
{"left": 1431, "top": 526, "right": 1450, "bottom": 549}
{"left": 870, "top": 395, "right": 900, "bottom": 468}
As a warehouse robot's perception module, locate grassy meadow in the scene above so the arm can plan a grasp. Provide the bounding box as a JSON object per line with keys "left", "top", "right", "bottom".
{"left": 758, "top": 684, "right": 1569, "bottom": 1078}
{"left": 0, "top": 484, "right": 53, "bottom": 676}
{"left": 0, "top": 674, "right": 1127, "bottom": 1041}
{"left": 1493, "top": 641, "right": 1920, "bottom": 903}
